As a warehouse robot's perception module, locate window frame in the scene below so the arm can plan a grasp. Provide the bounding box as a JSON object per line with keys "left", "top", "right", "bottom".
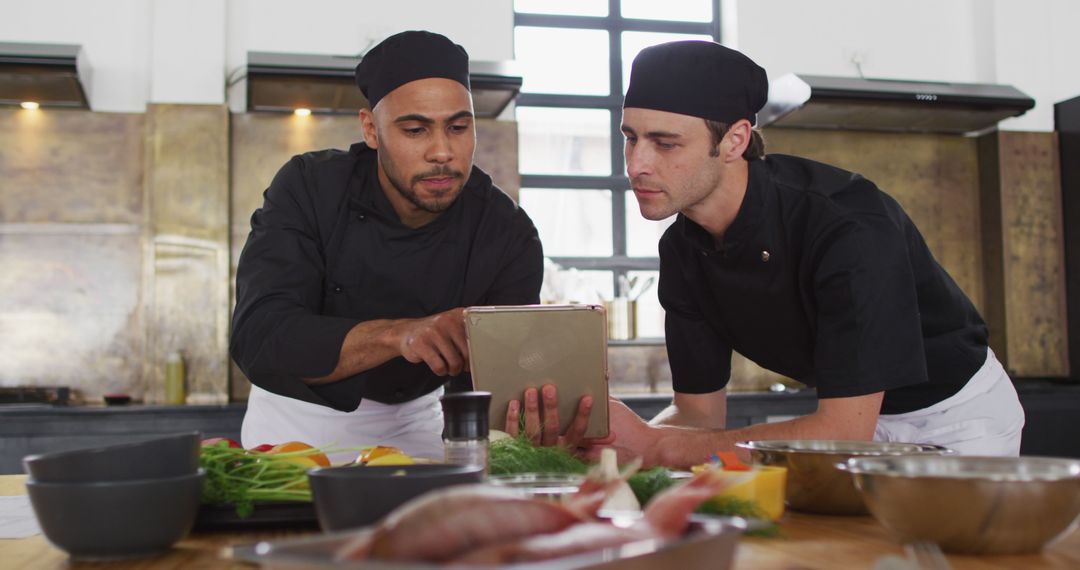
{"left": 514, "top": 2, "right": 722, "bottom": 288}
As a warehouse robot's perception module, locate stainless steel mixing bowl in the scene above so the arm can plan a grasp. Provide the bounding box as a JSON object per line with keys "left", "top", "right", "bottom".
{"left": 841, "top": 455, "right": 1080, "bottom": 554}
{"left": 736, "top": 440, "right": 953, "bottom": 515}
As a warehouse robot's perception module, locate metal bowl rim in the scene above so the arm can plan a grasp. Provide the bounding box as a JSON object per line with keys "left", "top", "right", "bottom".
{"left": 22, "top": 431, "right": 201, "bottom": 465}
{"left": 486, "top": 473, "right": 586, "bottom": 484}
{"left": 736, "top": 439, "right": 952, "bottom": 456}
{"left": 308, "top": 463, "right": 483, "bottom": 479}
{"left": 843, "top": 455, "right": 1080, "bottom": 482}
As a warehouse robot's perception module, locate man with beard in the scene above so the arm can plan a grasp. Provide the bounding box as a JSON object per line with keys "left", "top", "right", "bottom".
{"left": 578, "top": 40, "right": 1024, "bottom": 467}
{"left": 231, "top": 31, "right": 589, "bottom": 461}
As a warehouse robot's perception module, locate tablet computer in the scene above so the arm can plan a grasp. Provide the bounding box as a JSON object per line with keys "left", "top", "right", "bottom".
{"left": 464, "top": 304, "right": 609, "bottom": 439}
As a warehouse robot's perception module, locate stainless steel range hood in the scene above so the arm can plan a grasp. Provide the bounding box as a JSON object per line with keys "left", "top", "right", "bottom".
{"left": 246, "top": 51, "right": 522, "bottom": 118}
{"left": 759, "top": 73, "right": 1035, "bottom": 135}
{"left": 0, "top": 41, "right": 91, "bottom": 109}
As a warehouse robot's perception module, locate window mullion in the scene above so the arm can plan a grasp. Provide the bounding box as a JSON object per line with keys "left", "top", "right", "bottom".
{"left": 515, "top": 0, "right": 723, "bottom": 305}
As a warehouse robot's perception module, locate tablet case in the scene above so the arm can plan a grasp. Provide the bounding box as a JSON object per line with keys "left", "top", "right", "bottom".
{"left": 464, "top": 304, "right": 609, "bottom": 439}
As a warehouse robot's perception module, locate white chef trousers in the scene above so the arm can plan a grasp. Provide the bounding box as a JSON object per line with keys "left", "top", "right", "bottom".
{"left": 242, "top": 384, "right": 445, "bottom": 465}
{"left": 873, "top": 348, "right": 1025, "bottom": 456}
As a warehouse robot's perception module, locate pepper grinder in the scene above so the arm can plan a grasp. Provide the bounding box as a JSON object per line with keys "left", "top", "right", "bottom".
{"left": 440, "top": 391, "right": 492, "bottom": 474}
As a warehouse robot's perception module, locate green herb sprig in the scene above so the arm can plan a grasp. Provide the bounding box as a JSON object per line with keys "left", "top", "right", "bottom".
{"left": 199, "top": 442, "right": 329, "bottom": 517}
{"left": 488, "top": 436, "right": 780, "bottom": 537}
{"left": 489, "top": 435, "right": 590, "bottom": 476}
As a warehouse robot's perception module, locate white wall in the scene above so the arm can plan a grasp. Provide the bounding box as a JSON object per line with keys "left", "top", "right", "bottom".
{"left": 150, "top": 0, "right": 227, "bottom": 105}
{"left": 2, "top": 0, "right": 1075, "bottom": 130}
{"left": 0, "top": 0, "right": 512, "bottom": 112}
{"left": 224, "top": 0, "right": 514, "bottom": 112}
{"left": 733, "top": 0, "right": 1080, "bottom": 131}
{"left": 2, "top": 0, "right": 151, "bottom": 112}
{"left": 987, "top": 0, "right": 1080, "bottom": 131}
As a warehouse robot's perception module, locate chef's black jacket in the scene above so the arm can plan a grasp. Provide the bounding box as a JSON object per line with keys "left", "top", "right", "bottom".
{"left": 660, "top": 154, "right": 988, "bottom": 415}
{"left": 230, "top": 143, "right": 543, "bottom": 412}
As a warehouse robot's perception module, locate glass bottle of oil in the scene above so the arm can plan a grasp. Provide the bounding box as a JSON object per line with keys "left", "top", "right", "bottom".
{"left": 164, "top": 351, "right": 186, "bottom": 405}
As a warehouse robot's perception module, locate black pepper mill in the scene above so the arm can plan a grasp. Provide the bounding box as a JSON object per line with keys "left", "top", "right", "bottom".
{"left": 440, "top": 391, "right": 492, "bottom": 474}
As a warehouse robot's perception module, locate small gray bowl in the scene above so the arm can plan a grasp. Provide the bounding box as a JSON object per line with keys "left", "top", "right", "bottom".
{"left": 23, "top": 431, "right": 200, "bottom": 483}
{"left": 308, "top": 464, "right": 484, "bottom": 531}
{"left": 842, "top": 455, "right": 1080, "bottom": 554}
{"left": 26, "top": 469, "right": 205, "bottom": 560}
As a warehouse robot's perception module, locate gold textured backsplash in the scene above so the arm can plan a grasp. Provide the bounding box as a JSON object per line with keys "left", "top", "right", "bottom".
{"left": 141, "top": 104, "right": 231, "bottom": 403}
{"left": 719, "top": 128, "right": 1068, "bottom": 390}
{"left": 764, "top": 129, "right": 985, "bottom": 310}
{"left": 0, "top": 106, "right": 1068, "bottom": 403}
{"left": 978, "top": 132, "right": 1069, "bottom": 377}
{"left": 0, "top": 109, "right": 146, "bottom": 398}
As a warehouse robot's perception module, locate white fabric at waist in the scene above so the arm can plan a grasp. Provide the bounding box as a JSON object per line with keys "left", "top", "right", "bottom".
{"left": 242, "top": 384, "right": 445, "bottom": 463}
{"left": 879, "top": 346, "right": 998, "bottom": 419}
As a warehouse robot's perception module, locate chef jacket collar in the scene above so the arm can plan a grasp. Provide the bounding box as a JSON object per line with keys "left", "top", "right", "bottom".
{"left": 679, "top": 158, "right": 770, "bottom": 256}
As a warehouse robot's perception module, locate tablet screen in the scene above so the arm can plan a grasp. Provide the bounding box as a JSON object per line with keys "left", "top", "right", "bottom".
{"left": 464, "top": 304, "right": 609, "bottom": 439}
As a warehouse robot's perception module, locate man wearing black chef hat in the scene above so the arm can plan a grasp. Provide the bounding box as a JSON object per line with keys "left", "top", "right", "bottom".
{"left": 579, "top": 40, "right": 1025, "bottom": 466}
{"left": 231, "top": 31, "right": 590, "bottom": 462}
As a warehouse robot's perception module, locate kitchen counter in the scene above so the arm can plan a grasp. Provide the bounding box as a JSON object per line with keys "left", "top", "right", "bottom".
{"left": 3, "top": 475, "right": 1079, "bottom": 569}
{"left": 3, "top": 379, "right": 1080, "bottom": 473}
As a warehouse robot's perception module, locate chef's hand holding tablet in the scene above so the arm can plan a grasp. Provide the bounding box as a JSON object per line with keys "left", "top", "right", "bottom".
{"left": 504, "top": 385, "right": 595, "bottom": 448}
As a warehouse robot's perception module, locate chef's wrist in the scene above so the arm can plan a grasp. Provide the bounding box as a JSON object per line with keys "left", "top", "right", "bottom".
{"left": 652, "top": 427, "right": 689, "bottom": 468}
{"left": 654, "top": 428, "right": 711, "bottom": 469}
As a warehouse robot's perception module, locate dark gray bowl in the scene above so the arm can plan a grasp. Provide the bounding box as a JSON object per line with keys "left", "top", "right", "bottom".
{"left": 25, "top": 469, "right": 205, "bottom": 560}
{"left": 22, "top": 431, "right": 200, "bottom": 483}
{"left": 308, "top": 464, "right": 484, "bottom": 531}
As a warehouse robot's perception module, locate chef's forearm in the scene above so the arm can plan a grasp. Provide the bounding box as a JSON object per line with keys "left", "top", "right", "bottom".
{"left": 302, "top": 319, "right": 405, "bottom": 385}
{"left": 653, "top": 402, "right": 879, "bottom": 468}
{"left": 650, "top": 393, "right": 727, "bottom": 429}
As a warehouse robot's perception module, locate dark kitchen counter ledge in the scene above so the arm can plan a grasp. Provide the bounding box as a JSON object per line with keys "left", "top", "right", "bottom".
{"left": 2, "top": 379, "right": 1078, "bottom": 474}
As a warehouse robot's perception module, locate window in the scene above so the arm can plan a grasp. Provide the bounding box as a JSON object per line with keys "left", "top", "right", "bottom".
{"left": 514, "top": 0, "right": 720, "bottom": 340}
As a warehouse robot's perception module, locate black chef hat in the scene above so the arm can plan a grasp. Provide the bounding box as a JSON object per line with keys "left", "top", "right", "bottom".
{"left": 624, "top": 41, "right": 768, "bottom": 125}
{"left": 355, "top": 30, "right": 471, "bottom": 109}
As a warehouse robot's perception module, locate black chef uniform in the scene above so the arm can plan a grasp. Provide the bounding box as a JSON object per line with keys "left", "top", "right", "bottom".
{"left": 231, "top": 142, "right": 543, "bottom": 413}
{"left": 660, "top": 153, "right": 989, "bottom": 415}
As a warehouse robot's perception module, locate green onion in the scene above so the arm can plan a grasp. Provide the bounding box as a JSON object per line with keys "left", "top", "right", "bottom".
{"left": 198, "top": 442, "right": 335, "bottom": 517}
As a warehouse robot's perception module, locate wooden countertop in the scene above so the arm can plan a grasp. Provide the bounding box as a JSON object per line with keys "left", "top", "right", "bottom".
{"left": 3, "top": 474, "right": 1079, "bottom": 569}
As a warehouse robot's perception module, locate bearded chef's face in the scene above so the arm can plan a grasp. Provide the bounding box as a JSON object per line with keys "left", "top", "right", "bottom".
{"left": 361, "top": 78, "right": 476, "bottom": 224}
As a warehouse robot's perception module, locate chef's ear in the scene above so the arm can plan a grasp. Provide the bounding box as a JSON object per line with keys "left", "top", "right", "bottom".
{"left": 724, "top": 119, "right": 753, "bottom": 162}
{"left": 360, "top": 107, "right": 379, "bottom": 149}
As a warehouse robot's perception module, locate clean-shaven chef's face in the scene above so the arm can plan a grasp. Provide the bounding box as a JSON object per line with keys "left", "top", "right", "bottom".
{"left": 361, "top": 78, "right": 476, "bottom": 226}
{"left": 621, "top": 107, "right": 726, "bottom": 221}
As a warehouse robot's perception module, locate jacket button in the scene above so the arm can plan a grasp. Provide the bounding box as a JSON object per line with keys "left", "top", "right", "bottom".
{"left": 332, "top": 285, "right": 343, "bottom": 293}
{"left": 357, "top": 214, "right": 365, "bottom": 220}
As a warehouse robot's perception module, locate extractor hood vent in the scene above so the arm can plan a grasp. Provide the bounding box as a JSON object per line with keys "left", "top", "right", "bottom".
{"left": 0, "top": 42, "right": 91, "bottom": 109}
{"left": 759, "top": 74, "right": 1034, "bottom": 135}
{"left": 246, "top": 51, "right": 521, "bottom": 118}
